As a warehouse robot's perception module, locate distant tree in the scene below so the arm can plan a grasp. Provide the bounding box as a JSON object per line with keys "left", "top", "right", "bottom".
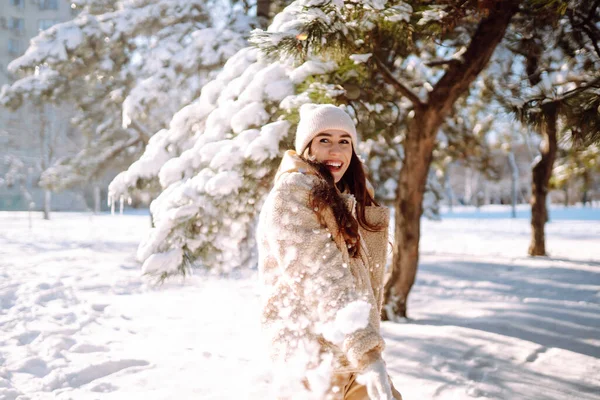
{"left": 0, "top": 155, "right": 33, "bottom": 209}
{"left": 488, "top": 0, "right": 600, "bottom": 255}
{"left": 0, "top": 101, "right": 77, "bottom": 218}
{"left": 553, "top": 142, "right": 600, "bottom": 206}
{"left": 436, "top": 86, "right": 502, "bottom": 208}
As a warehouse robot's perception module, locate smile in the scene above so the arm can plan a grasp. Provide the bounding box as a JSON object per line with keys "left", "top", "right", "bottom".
{"left": 325, "top": 160, "right": 343, "bottom": 172}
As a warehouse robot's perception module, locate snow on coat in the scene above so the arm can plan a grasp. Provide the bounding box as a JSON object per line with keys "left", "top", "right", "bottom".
{"left": 257, "top": 150, "right": 390, "bottom": 398}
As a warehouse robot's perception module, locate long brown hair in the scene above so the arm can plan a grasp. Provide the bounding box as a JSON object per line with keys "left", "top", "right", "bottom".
{"left": 338, "top": 151, "right": 381, "bottom": 232}
{"left": 301, "top": 147, "right": 383, "bottom": 258}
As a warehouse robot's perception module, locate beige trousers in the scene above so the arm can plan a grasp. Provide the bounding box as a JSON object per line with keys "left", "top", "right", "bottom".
{"left": 342, "top": 373, "right": 403, "bottom": 400}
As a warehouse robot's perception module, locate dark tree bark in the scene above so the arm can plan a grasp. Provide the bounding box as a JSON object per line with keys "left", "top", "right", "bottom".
{"left": 94, "top": 185, "right": 101, "bottom": 214}
{"left": 528, "top": 103, "right": 558, "bottom": 256}
{"left": 581, "top": 169, "right": 591, "bottom": 206}
{"left": 256, "top": 0, "right": 272, "bottom": 26}
{"left": 382, "top": 3, "right": 519, "bottom": 319}
{"left": 508, "top": 151, "right": 519, "bottom": 218}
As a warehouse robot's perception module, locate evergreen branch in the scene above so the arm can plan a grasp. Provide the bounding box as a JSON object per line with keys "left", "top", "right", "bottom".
{"left": 568, "top": 6, "right": 600, "bottom": 58}
{"left": 507, "top": 76, "right": 600, "bottom": 142}
{"left": 373, "top": 55, "right": 423, "bottom": 108}
{"left": 557, "top": 76, "right": 600, "bottom": 102}
{"left": 521, "top": 76, "right": 600, "bottom": 109}
{"left": 153, "top": 249, "right": 194, "bottom": 285}
{"left": 250, "top": 3, "right": 352, "bottom": 62}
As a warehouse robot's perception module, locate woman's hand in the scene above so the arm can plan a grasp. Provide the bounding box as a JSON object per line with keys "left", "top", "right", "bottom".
{"left": 356, "top": 357, "right": 394, "bottom": 400}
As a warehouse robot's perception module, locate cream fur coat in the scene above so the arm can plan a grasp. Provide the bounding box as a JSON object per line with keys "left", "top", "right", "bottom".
{"left": 257, "top": 151, "right": 390, "bottom": 398}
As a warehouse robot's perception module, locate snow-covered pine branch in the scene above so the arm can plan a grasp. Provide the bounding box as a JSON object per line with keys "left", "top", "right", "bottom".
{"left": 127, "top": 43, "right": 339, "bottom": 276}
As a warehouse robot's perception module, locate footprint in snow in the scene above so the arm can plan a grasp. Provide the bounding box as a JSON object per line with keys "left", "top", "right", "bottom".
{"left": 14, "top": 330, "right": 40, "bottom": 346}
{"left": 0, "top": 387, "right": 21, "bottom": 400}
{"left": 14, "top": 357, "right": 50, "bottom": 377}
{"left": 70, "top": 343, "right": 110, "bottom": 353}
{"left": 90, "top": 382, "right": 119, "bottom": 392}
{"left": 52, "top": 312, "right": 77, "bottom": 324}
{"left": 39, "top": 336, "right": 76, "bottom": 357}
{"left": 43, "top": 359, "right": 150, "bottom": 390}
{"left": 34, "top": 286, "right": 68, "bottom": 305}
{"left": 0, "top": 287, "right": 17, "bottom": 311}
{"left": 91, "top": 303, "right": 108, "bottom": 312}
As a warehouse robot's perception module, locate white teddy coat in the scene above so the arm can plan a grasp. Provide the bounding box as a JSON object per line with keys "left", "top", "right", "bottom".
{"left": 257, "top": 150, "right": 391, "bottom": 398}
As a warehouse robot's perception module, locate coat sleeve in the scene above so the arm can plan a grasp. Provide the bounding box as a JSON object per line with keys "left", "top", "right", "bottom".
{"left": 263, "top": 171, "right": 385, "bottom": 369}
{"left": 361, "top": 206, "right": 391, "bottom": 313}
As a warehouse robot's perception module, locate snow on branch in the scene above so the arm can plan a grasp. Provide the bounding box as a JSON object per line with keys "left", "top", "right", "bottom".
{"left": 131, "top": 10, "right": 342, "bottom": 276}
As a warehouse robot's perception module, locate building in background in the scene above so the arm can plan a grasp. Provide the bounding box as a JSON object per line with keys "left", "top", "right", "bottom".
{"left": 1, "top": 0, "right": 76, "bottom": 86}
{"left": 0, "top": 0, "right": 88, "bottom": 212}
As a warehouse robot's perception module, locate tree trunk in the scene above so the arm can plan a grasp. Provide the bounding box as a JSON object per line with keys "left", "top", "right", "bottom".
{"left": 94, "top": 185, "right": 101, "bottom": 214}
{"left": 464, "top": 167, "right": 473, "bottom": 205}
{"left": 256, "top": 0, "right": 271, "bottom": 27}
{"left": 581, "top": 169, "right": 590, "bottom": 206}
{"left": 43, "top": 190, "right": 51, "bottom": 220}
{"left": 39, "top": 103, "right": 50, "bottom": 221}
{"left": 528, "top": 103, "right": 558, "bottom": 256}
{"left": 444, "top": 163, "right": 454, "bottom": 213}
{"left": 483, "top": 181, "right": 490, "bottom": 206}
{"left": 383, "top": 115, "right": 436, "bottom": 320}
{"left": 382, "top": 3, "right": 517, "bottom": 319}
{"left": 508, "top": 151, "right": 518, "bottom": 218}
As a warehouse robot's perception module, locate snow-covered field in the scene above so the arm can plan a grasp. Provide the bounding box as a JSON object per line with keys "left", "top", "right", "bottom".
{"left": 1, "top": 206, "right": 599, "bottom": 400}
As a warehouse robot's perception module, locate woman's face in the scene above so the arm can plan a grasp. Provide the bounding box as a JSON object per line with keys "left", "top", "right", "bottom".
{"left": 309, "top": 130, "right": 353, "bottom": 183}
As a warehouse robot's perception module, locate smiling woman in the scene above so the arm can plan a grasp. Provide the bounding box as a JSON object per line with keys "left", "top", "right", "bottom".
{"left": 257, "top": 103, "right": 403, "bottom": 399}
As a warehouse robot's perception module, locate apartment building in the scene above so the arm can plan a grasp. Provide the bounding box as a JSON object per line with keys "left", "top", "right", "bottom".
{"left": 1, "top": 0, "right": 75, "bottom": 86}
{"left": 0, "top": 0, "right": 87, "bottom": 212}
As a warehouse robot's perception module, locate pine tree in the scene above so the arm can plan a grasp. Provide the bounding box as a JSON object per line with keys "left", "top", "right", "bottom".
{"left": 121, "top": 44, "right": 340, "bottom": 278}
{"left": 487, "top": 0, "right": 599, "bottom": 255}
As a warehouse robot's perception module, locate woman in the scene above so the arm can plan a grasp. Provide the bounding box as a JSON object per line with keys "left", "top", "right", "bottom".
{"left": 257, "top": 104, "right": 402, "bottom": 400}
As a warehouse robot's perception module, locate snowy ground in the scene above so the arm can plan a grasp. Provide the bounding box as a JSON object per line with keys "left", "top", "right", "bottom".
{"left": 1, "top": 205, "right": 599, "bottom": 400}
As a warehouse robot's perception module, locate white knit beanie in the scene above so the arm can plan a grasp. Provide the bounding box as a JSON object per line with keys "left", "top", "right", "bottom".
{"left": 295, "top": 103, "right": 358, "bottom": 155}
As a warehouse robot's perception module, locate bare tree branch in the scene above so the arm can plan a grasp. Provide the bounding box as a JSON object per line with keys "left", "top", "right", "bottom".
{"left": 128, "top": 119, "right": 152, "bottom": 146}
{"left": 89, "top": 135, "right": 144, "bottom": 183}
{"left": 581, "top": 23, "right": 600, "bottom": 59}
{"left": 373, "top": 55, "right": 424, "bottom": 108}
{"left": 429, "top": 2, "right": 519, "bottom": 115}
{"left": 425, "top": 59, "right": 462, "bottom": 68}
{"left": 585, "top": 0, "right": 600, "bottom": 24}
